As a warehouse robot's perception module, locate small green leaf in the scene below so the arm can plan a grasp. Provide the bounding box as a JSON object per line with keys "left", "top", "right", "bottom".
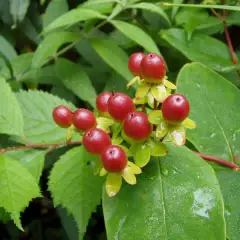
{"left": 44, "top": 8, "right": 106, "bottom": 33}
{"left": 111, "top": 20, "right": 161, "bottom": 55}
{"left": 32, "top": 32, "right": 81, "bottom": 68}
{"left": 122, "top": 167, "right": 137, "bottom": 185}
{"left": 169, "top": 125, "right": 186, "bottom": 146}
{"left": 149, "top": 139, "right": 168, "bottom": 157}
{"left": 134, "top": 143, "right": 151, "bottom": 167}
{"left": 148, "top": 110, "right": 163, "bottom": 125}
{"left": 127, "top": 2, "right": 171, "bottom": 26}
{"left": 55, "top": 58, "right": 97, "bottom": 107}
{"left": 136, "top": 83, "right": 150, "bottom": 99}
{"left": 0, "top": 76, "right": 24, "bottom": 136}
{"left": 150, "top": 84, "right": 167, "bottom": 102}
{"left": 91, "top": 39, "right": 132, "bottom": 80}
{"left": 182, "top": 117, "right": 196, "bottom": 129}
{"left": 0, "top": 155, "right": 41, "bottom": 230}
{"left": 106, "top": 173, "right": 122, "bottom": 197}
{"left": 10, "top": 0, "right": 30, "bottom": 24}
{"left": 156, "top": 121, "right": 168, "bottom": 139}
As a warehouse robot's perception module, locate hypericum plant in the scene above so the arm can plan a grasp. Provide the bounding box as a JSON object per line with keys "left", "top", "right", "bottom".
{"left": 52, "top": 52, "right": 196, "bottom": 197}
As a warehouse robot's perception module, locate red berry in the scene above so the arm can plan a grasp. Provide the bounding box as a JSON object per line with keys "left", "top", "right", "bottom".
{"left": 83, "top": 128, "right": 111, "bottom": 155}
{"left": 96, "top": 92, "right": 112, "bottom": 113}
{"left": 123, "top": 111, "right": 152, "bottom": 141}
{"left": 162, "top": 94, "right": 190, "bottom": 123}
{"left": 128, "top": 52, "right": 145, "bottom": 76}
{"left": 52, "top": 105, "right": 72, "bottom": 128}
{"left": 72, "top": 108, "right": 96, "bottom": 131}
{"left": 140, "top": 53, "right": 166, "bottom": 83}
{"left": 108, "top": 93, "right": 135, "bottom": 121}
{"left": 101, "top": 145, "right": 127, "bottom": 172}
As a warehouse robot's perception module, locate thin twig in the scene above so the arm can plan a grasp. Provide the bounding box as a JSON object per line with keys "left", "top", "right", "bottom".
{"left": 0, "top": 141, "right": 81, "bottom": 154}
{"left": 194, "top": 151, "right": 239, "bottom": 170}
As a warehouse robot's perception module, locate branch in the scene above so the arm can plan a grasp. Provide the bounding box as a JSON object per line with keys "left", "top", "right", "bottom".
{"left": 194, "top": 151, "right": 239, "bottom": 170}
{"left": 0, "top": 141, "right": 82, "bottom": 154}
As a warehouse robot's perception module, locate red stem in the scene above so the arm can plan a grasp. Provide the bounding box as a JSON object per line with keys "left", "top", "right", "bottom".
{"left": 194, "top": 151, "right": 239, "bottom": 170}
{"left": 0, "top": 141, "right": 82, "bottom": 154}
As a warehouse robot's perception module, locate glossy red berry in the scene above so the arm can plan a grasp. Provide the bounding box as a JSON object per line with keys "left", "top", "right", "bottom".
{"left": 52, "top": 105, "right": 72, "bottom": 128}
{"left": 96, "top": 92, "right": 112, "bottom": 113}
{"left": 83, "top": 128, "right": 111, "bottom": 155}
{"left": 162, "top": 94, "right": 190, "bottom": 123}
{"left": 101, "top": 145, "right": 127, "bottom": 172}
{"left": 140, "top": 53, "right": 166, "bottom": 83}
{"left": 123, "top": 111, "right": 152, "bottom": 141}
{"left": 72, "top": 108, "right": 96, "bottom": 131}
{"left": 108, "top": 93, "right": 135, "bottom": 121}
{"left": 128, "top": 52, "right": 145, "bottom": 76}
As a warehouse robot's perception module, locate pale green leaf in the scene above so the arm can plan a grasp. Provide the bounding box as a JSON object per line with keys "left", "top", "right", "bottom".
{"left": 10, "top": 0, "right": 30, "bottom": 24}
{"left": 43, "top": 0, "right": 68, "bottom": 28}
{"left": 0, "top": 155, "right": 41, "bottom": 230}
{"left": 16, "top": 90, "right": 76, "bottom": 143}
{"left": 0, "top": 76, "right": 24, "bottom": 136}
{"left": 91, "top": 39, "right": 132, "bottom": 80}
{"left": 32, "top": 32, "right": 81, "bottom": 68}
{"left": 134, "top": 143, "right": 151, "bottom": 167}
{"left": 106, "top": 173, "right": 122, "bottom": 197}
{"left": 5, "top": 149, "right": 45, "bottom": 182}
{"left": 160, "top": 28, "right": 234, "bottom": 72}
{"left": 55, "top": 58, "right": 97, "bottom": 107}
{"left": 49, "top": 147, "right": 104, "bottom": 237}
{"left": 103, "top": 145, "right": 225, "bottom": 240}
{"left": 127, "top": 2, "right": 171, "bottom": 26}
{"left": 111, "top": 20, "right": 161, "bottom": 55}
{"left": 148, "top": 110, "right": 162, "bottom": 125}
{"left": 44, "top": 8, "right": 106, "bottom": 33}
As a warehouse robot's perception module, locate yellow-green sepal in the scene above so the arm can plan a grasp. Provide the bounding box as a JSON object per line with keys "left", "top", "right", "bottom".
{"left": 168, "top": 125, "right": 186, "bottom": 146}
{"left": 134, "top": 142, "right": 151, "bottom": 168}
{"left": 106, "top": 173, "right": 122, "bottom": 197}
{"left": 182, "top": 118, "right": 196, "bottom": 129}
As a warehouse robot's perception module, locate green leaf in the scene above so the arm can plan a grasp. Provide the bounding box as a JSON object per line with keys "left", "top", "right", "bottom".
{"left": 0, "top": 76, "right": 24, "bottom": 136}
{"left": 160, "top": 3, "right": 240, "bottom": 12}
{"left": 111, "top": 20, "right": 161, "bottom": 55}
{"left": 149, "top": 139, "right": 168, "bottom": 157}
{"left": 49, "top": 147, "right": 104, "bottom": 237}
{"left": 91, "top": 39, "right": 132, "bottom": 80}
{"left": 0, "top": 155, "right": 41, "bottom": 230}
{"left": 127, "top": 2, "right": 171, "bottom": 26}
{"left": 5, "top": 149, "right": 45, "bottom": 182}
{"left": 134, "top": 143, "right": 151, "bottom": 167}
{"left": 32, "top": 32, "right": 81, "bottom": 68}
{"left": 16, "top": 89, "right": 76, "bottom": 143}
{"left": 55, "top": 58, "right": 97, "bottom": 107}
{"left": 148, "top": 110, "right": 163, "bottom": 125}
{"left": 80, "top": 0, "right": 114, "bottom": 14}
{"left": 103, "top": 145, "right": 225, "bottom": 240}
{"left": 43, "top": 8, "right": 106, "bottom": 33}
{"left": 176, "top": 62, "right": 240, "bottom": 240}
{"left": 9, "top": 0, "right": 30, "bottom": 24}
{"left": 43, "top": 0, "right": 68, "bottom": 28}
{"left": 160, "top": 28, "right": 234, "bottom": 72}
{"left": 0, "top": 36, "right": 17, "bottom": 62}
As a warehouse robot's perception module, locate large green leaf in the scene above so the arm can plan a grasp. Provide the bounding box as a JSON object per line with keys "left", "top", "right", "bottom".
{"left": 49, "top": 146, "right": 104, "bottom": 239}
{"left": 9, "top": 0, "right": 30, "bottom": 24}
{"left": 176, "top": 63, "right": 240, "bottom": 240}
{"left": 32, "top": 31, "right": 81, "bottom": 68}
{"left": 103, "top": 145, "right": 225, "bottom": 240}
{"left": 160, "top": 28, "right": 235, "bottom": 72}
{"left": 0, "top": 36, "right": 17, "bottom": 62}
{"left": 0, "top": 76, "right": 24, "bottom": 136}
{"left": 111, "top": 20, "right": 161, "bottom": 55}
{"left": 55, "top": 58, "right": 97, "bottom": 107}
{"left": 0, "top": 154, "right": 41, "bottom": 230}
{"left": 43, "top": 0, "right": 68, "bottom": 28}
{"left": 43, "top": 8, "right": 106, "bottom": 33}
{"left": 127, "top": 2, "right": 171, "bottom": 26}
{"left": 91, "top": 39, "right": 132, "bottom": 80}
{"left": 5, "top": 149, "right": 45, "bottom": 182}
{"left": 16, "top": 90, "right": 76, "bottom": 143}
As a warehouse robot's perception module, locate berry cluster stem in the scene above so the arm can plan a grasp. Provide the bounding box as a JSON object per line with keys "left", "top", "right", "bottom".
{"left": 0, "top": 141, "right": 82, "bottom": 154}
{"left": 194, "top": 151, "right": 239, "bottom": 170}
